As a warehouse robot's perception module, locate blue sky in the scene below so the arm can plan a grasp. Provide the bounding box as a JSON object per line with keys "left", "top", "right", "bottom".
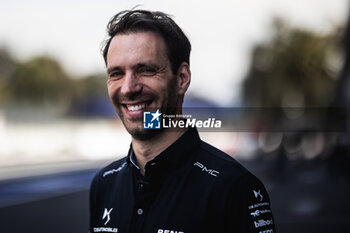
{"left": 0, "top": 0, "right": 348, "bottom": 106}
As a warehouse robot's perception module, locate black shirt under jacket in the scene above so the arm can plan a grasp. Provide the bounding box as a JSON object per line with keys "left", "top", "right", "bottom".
{"left": 90, "top": 128, "right": 276, "bottom": 233}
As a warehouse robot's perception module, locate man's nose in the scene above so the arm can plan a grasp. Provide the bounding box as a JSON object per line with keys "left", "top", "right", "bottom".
{"left": 120, "top": 72, "right": 142, "bottom": 96}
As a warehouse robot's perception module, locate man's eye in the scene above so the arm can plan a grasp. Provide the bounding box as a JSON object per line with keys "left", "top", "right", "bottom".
{"left": 139, "top": 67, "right": 156, "bottom": 76}
{"left": 109, "top": 72, "right": 123, "bottom": 78}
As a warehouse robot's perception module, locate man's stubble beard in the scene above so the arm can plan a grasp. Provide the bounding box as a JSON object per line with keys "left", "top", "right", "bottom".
{"left": 123, "top": 76, "right": 179, "bottom": 141}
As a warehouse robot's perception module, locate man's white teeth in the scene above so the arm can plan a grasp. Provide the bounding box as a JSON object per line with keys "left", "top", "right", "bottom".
{"left": 127, "top": 104, "right": 145, "bottom": 111}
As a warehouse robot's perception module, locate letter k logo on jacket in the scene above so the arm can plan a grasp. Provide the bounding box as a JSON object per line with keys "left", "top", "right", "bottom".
{"left": 103, "top": 208, "right": 113, "bottom": 225}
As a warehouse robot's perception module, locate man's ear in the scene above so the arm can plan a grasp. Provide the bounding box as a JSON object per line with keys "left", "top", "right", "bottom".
{"left": 176, "top": 62, "right": 191, "bottom": 95}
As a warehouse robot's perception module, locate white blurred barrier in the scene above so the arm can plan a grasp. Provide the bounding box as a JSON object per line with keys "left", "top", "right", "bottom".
{"left": 0, "top": 116, "right": 130, "bottom": 167}
{"left": 0, "top": 113, "right": 254, "bottom": 168}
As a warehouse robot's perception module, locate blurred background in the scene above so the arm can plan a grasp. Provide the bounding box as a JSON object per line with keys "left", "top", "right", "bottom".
{"left": 0, "top": 0, "right": 349, "bottom": 232}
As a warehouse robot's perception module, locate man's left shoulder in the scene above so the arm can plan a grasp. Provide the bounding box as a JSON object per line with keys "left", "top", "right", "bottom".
{"left": 197, "top": 141, "right": 262, "bottom": 186}
{"left": 196, "top": 141, "right": 276, "bottom": 232}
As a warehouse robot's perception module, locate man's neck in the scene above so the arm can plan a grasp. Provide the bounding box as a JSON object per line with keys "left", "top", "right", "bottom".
{"left": 132, "top": 128, "right": 187, "bottom": 175}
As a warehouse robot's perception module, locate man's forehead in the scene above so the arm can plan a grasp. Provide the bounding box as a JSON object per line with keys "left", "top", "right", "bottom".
{"left": 107, "top": 31, "right": 168, "bottom": 67}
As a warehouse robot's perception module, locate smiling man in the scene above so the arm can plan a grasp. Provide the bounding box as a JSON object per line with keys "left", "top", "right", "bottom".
{"left": 89, "top": 10, "right": 276, "bottom": 233}
{"left": 105, "top": 29, "right": 190, "bottom": 169}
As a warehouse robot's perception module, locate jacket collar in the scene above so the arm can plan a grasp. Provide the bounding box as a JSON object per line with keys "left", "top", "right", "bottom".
{"left": 127, "top": 127, "right": 201, "bottom": 170}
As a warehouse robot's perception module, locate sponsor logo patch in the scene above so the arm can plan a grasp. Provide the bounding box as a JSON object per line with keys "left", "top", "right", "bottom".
{"left": 103, "top": 162, "right": 127, "bottom": 177}
{"left": 193, "top": 161, "right": 220, "bottom": 177}
{"left": 254, "top": 219, "right": 273, "bottom": 228}
{"left": 253, "top": 189, "right": 263, "bottom": 201}
{"left": 157, "top": 229, "right": 185, "bottom": 233}
{"left": 250, "top": 209, "right": 272, "bottom": 217}
{"left": 248, "top": 202, "right": 270, "bottom": 210}
{"left": 259, "top": 229, "right": 274, "bottom": 233}
{"left": 102, "top": 208, "right": 113, "bottom": 225}
{"left": 93, "top": 227, "right": 118, "bottom": 232}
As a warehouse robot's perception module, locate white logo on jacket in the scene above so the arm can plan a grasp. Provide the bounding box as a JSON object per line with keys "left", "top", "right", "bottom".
{"left": 157, "top": 229, "right": 184, "bottom": 233}
{"left": 103, "top": 208, "right": 113, "bottom": 225}
{"left": 193, "top": 161, "right": 220, "bottom": 177}
{"left": 253, "top": 189, "right": 263, "bottom": 201}
{"left": 103, "top": 162, "right": 127, "bottom": 177}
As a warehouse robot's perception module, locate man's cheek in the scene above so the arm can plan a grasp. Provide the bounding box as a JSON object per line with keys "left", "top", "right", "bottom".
{"left": 107, "top": 87, "right": 119, "bottom": 104}
{"left": 107, "top": 88, "right": 114, "bottom": 101}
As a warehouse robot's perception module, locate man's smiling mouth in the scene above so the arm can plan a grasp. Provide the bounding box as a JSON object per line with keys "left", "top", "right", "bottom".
{"left": 126, "top": 103, "right": 145, "bottom": 111}
{"left": 123, "top": 100, "right": 153, "bottom": 112}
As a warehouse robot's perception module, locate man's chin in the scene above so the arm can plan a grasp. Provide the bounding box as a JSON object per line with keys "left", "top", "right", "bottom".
{"left": 126, "top": 127, "right": 164, "bottom": 141}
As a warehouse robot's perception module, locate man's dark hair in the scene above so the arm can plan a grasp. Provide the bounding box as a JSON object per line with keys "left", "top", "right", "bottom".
{"left": 102, "top": 9, "right": 191, "bottom": 74}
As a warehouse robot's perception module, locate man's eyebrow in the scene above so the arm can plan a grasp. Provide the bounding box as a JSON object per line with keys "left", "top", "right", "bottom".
{"left": 107, "top": 63, "right": 161, "bottom": 74}
{"left": 133, "top": 63, "right": 161, "bottom": 70}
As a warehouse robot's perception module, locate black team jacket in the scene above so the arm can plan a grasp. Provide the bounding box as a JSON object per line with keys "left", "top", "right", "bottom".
{"left": 90, "top": 128, "right": 276, "bottom": 233}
